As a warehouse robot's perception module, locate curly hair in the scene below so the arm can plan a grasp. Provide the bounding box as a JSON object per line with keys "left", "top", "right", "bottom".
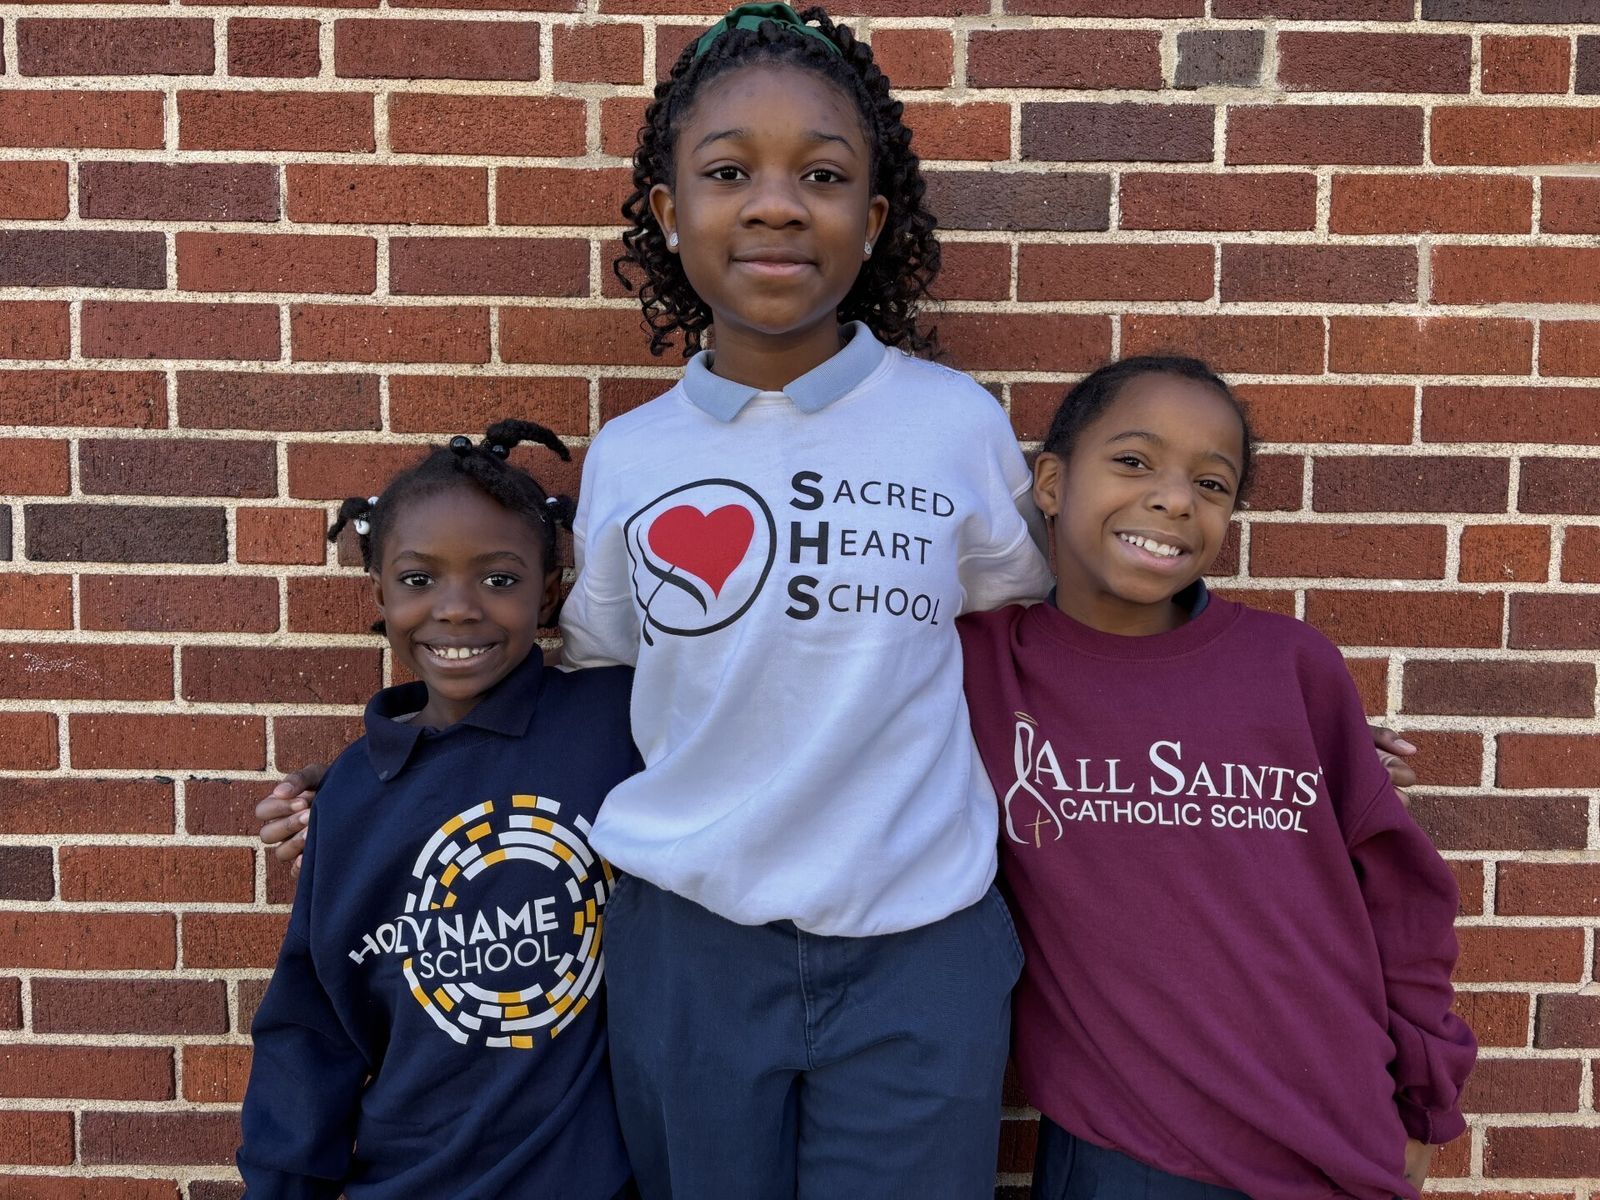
{"left": 615, "top": 6, "right": 941, "bottom": 359}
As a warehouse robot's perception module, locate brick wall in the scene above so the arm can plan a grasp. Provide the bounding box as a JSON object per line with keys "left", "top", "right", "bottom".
{"left": 1, "top": 0, "right": 1598, "bottom": 1194}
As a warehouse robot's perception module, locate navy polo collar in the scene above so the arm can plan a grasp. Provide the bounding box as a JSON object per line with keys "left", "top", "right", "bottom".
{"left": 681, "top": 321, "right": 886, "bottom": 421}
{"left": 364, "top": 648, "right": 546, "bottom": 781}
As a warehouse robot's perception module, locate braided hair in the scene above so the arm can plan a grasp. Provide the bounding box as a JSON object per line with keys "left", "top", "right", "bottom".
{"left": 328, "top": 419, "right": 577, "bottom": 580}
{"left": 615, "top": 6, "right": 941, "bottom": 359}
{"left": 1043, "top": 356, "right": 1256, "bottom": 501}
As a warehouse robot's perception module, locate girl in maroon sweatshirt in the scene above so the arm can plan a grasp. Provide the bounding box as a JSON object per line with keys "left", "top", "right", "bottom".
{"left": 958, "top": 356, "right": 1475, "bottom": 1200}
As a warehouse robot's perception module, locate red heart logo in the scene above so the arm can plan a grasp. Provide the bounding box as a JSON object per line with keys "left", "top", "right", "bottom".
{"left": 647, "top": 504, "right": 755, "bottom": 598}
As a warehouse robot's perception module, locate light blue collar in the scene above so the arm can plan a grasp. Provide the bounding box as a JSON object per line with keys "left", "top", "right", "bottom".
{"left": 681, "top": 322, "right": 886, "bottom": 422}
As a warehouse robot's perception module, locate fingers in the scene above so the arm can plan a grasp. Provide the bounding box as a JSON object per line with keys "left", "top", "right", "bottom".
{"left": 1380, "top": 751, "right": 1419, "bottom": 791}
{"left": 1369, "top": 724, "right": 1418, "bottom": 756}
{"left": 271, "top": 826, "right": 308, "bottom": 865}
{"left": 259, "top": 806, "right": 311, "bottom": 849}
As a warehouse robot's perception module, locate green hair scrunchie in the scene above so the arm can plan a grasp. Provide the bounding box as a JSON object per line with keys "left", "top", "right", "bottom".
{"left": 693, "top": 2, "right": 841, "bottom": 60}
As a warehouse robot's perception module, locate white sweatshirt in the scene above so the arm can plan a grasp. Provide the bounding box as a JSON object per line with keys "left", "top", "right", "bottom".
{"left": 562, "top": 325, "right": 1053, "bottom": 935}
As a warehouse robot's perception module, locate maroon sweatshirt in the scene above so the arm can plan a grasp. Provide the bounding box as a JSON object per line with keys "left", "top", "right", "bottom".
{"left": 959, "top": 595, "right": 1475, "bottom": 1199}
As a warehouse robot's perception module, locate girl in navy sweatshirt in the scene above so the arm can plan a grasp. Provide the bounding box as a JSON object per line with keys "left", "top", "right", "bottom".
{"left": 238, "top": 421, "right": 639, "bottom": 1200}
{"left": 958, "top": 358, "right": 1476, "bottom": 1200}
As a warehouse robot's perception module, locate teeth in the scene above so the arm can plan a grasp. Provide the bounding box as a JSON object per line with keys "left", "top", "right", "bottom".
{"left": 1119, "top": 534, "right": 1183, "bottom": 558}
{"left": 426, "top": 645, "right": 491, "bottom": 660}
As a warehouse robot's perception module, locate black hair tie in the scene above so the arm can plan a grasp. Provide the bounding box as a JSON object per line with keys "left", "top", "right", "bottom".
{"left": 486, "top": 442, "right": 509, "bottom": 459}
{"left": 448, "top": 435, "right": 472, "bottom": 455}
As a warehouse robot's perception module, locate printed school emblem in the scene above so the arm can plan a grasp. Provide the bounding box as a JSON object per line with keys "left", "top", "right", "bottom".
{"left": 624, "top": 479, "right": 777, "bottom": 644}
{"left": 346, "top": 794, "right": 613, "bottom": 1049}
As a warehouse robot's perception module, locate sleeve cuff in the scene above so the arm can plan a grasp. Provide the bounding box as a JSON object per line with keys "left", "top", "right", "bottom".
{"left": 1397, "top": 1093, "right": 1466, "bottom": 1144}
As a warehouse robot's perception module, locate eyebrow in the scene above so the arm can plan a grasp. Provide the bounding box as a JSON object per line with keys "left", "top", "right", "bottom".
{"left": 1107, "top": 429, "right": 1242, "bottom": 475}
{"left": 391, "top": 550, "right": 531, "bottom": 566}
{"left": 693, "top": 127, "right": 857, "bottom": 154}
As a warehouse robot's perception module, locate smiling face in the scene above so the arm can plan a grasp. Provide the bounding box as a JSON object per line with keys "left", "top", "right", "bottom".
{"left": 649, "top": 63, "right": 889, "bottom": 388}
{"left": 1036, "top": 372, "right": 1247, "bottom": 637}
{"left": 371, "top": 484, "right": 559, "bottom": 728}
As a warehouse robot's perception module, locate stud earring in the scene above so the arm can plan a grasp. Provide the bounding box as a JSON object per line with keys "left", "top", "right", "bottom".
{"left": 864, "top": 240, "right": 873, "bottom": 257}
{"left": 667, "top": 231, "right": 680, "bottom": 250}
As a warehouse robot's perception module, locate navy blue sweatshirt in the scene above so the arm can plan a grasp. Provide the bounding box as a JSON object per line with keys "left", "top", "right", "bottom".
{"left": 239, "top": 652, "right": 640, "bottom": 1200}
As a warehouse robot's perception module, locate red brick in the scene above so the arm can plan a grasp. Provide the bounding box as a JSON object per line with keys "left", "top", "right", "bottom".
{"left": 1455, "top": 991, "right": 1529, "bottom": 1049}
{"left": 30, "top": 498, "right": 222, "bottom": 563}
{"left": 62, "top": 846, "right": 254, "bottom": 904}
{"left": 1509, "top": 593, "right": 1600, "bottom": 651}
{"left": 391, "top": 0, "right": 569, "bottom": 9}
{"left": 17, "top": 18, "right": 213, "bottom": 75}
{"left": 80, "top": 575, "right": 275, "bottom": 635}
{"left": 1520, "top": 457, "right": 1600, "bottom": 516}
{"left": 335, "top": 18, "right": 537, "bottom": 79}
{"left": 868, "top": 28, "right": 952, "bottom": 88}
{"left": 1222, "top": 244, "right": 1416, "bottom": 304}
{"left": 1122, "top": 315, "right": 1324, "bottom": 375}
{"left": 0, "top": 978, "right": 16, "bottom": 1029}
{"left": 935, "top": 315, "right": 1112, "bottom": 374}
{"left": 0, "top": 847, "right": 53, "bottom": 901}
{"left": 1462, "top": 1058, "right": 1581, "bottom": 1115}
{"left": 0, "top": 371, "right": 165, "bottom": 427}
{"left": 1330, "top": 172, "right": 1532, "bottom": 235}
{"left": 0, "top": 161, "right": 67, "bottom": 220}
{"left": 1404, "top": 660, "right": 1593, "bottom": 718}
{"left": 70, "top": 714, "right": 265, "bottom": 771}
{"left": 182, "top": 644, "right": 379, "bottom": 705}
{"left": 1460, "top": 525, "right": 1550, "bottom": 583}
{"left": 1435, "top": 246, "right": 1600, "bottom": 305}
{"left": 1004, "top": 0, "right": 1200, "bottom": 10}
{"left": 1022, "top": 102, "right": 1213, "bottom": 163}
{"left": 1498, "top": 734, "right": 1600, "bottom": 789}
{"left": 1535, "top": 994, "right": 1600, "bottom": 1049}
{"left": 0, "top": 913, "right": 174, "bottom": 970}
{"left": 80, "top": 162, "right": 280, "bottom": 222}
{"left": 1433, "top": 108, "right": 1600, "bottom": 166}
{"left": 900, "top": 103, "right": 1010, "bottom": 162}
{"left": 1120, "top": 171, "right": 1317, "bottom": 232}
{"left": 968, "top": 29, "right": 1160, "bottom": 89}
{"left": 1484, "top": 1126, "right": 1600, "bottom": 1177}
{"left": 1330, "top": 317, "right": 1531, "bottom": 376}
{"left": 1483, "top": 35, "right": 1571, "bottom": 94}
{"left": 183, "top": 1044, "right": 253, "bottom": 1103}
{"left": 1498, "top": 863, "right": 1600, "bottom": 919}
{"left": 1541, "top": 320, "right": 1600, "bottom": 377}
{"left": 0, "top": 1177, "right": 181, "bottom": 1199}
{"left": 291, "top": 162, "right": 486, "bottom": 225}
{"left": 185, "top": 778, "right": 272, "bottom": 837}
{"left": 1019, "top": 243, "right": 1212, "bottom": 302}
{"left": 0, "top": 712, "right": 57, "bottom": 769}
{"left": 1313, "top": 455, "right": 1507, "bottom": 514}
{"left": 0, "top": 643, "right": 172, "bottom": 701}
{"left": 553, "top": 21, "right": 642, "bottom": 83}
{"left": 0, "top": 302, "right": 71, "bottom": 360}
{"left": 287, "top": 575, "right": 373, "bottom": 634}
{"left": 178, "top": 233, "right": 376, "bottom": 295}
{"left": 933, "top": 242, "right": 1009, "bottom": 302}
{"left": 0, "top": 438, "right": 70, "bottom": 495}
{"left": 924, "top": 171, "right": 1110, "bottom": 233}
{"left": 599, "top": 376, "right": 668, "bottom": 423}
{"left": 1396, "top": 729, "right": 1486, "bottom": 788}
{"left": 501, "top": 306, "right": 673, "bottom": 367}
{"left": 34, "top": 978, "right": 228, "bottom": 1036}
{"left": 1344, "top": 656, "right": 1388, "bottom": 713}
{"left": 389, "top": 236, "right": 587, "bottom": 297}
{"left": 179, "top": 90, "right": 373, "bottom": 152}
{"left": 1277, "top": 33, "right": 1470, "bottom": 93}
{"left": 1423, "top": 386, "right": 1600, "bottom": 445}
{"left": 1458, "top": 927, "right": 1586, "bottom": 984}
{"left": 388, "top": 94, "right": 585, "bottom": 156}
{"left": 1216, "top": 0, "right": 1407, "bottom": 13}
{"left": 291, "top": 304, "right": 489, "bottom": 365}
{"left": 1251, "top": 523, "right": 1445, "bottom": 580}
{"left": 179, "top": 372, "right": 380, "bottom": 431}
{"left": 599, "top": 96, "right": 647, "bottom": 157}
{"left": 236, "top": 505, "right": 331, "bottom": 565}
{"left": 1245, "top": 455, "right": 1305, "bottom": 512}
{"left": 0, "top": 230, "right": 165, "bottom": 289}
{"left": 0, "top": 574, "right": 73, "bottom": 630}
{"left": 0, "top": 778, "right": 172, "bottom": 835}
{"left": 1408, "top": 793, "right": 1588, "bottom": 852}
{"left": 82, "top": 301, "right": 280, "bottom": 362}
{"left": 0, "top": 1112, "right": 74, "bottom": 1165}
{"left": 0, "top": 1045, "right": 172, "bottom": 1101}
{"left": 182, "top": 912, "right": 289, "bottom": 969}
{"left": 0, "top": 90, "right": 163, "bottom": 149}
{"left": 388, "top": 374, "right": 589, "bottom": 436}
{"left": 80, "top": 1111, "right": 241, "bottom": 1166}
{"left": 1228, "top": 106, "right": 1423, "bottom": 166}
{"left": 229, "top": 17, "right": 321, "bottom": 77}
{"left": 1563, "top": 526, "right": 1600, "bottom": 583}
{"left": 1541, "top": 177, "right": 1600, "bottom": 234}
{"left": 275, "top": 714, "right": 366, "bottom": 772}
{"left": 82, "top": 437, "right": 276, "bottom": 498}
{"left": 497, "top": 166, "right": 632, "bottom": 227}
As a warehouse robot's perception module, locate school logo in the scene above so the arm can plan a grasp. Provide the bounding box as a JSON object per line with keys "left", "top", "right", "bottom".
{"left": 347, "top": 794, "right": 613, "bottom": 1049}
{"left": 624, "top": 479, "right": 776, "bottom": 644}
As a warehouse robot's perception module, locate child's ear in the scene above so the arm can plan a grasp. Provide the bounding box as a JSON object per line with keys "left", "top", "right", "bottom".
{"left": 866, "top": 194, "right": 889, "bottom": 251}
{"left": 369, "top": 569, "right": 387, "bottom": 620}
{"left": 539, "top": 569, "right": 563, "bottom": 628}
{"left": 648, "top": 184, "right": 678, "bottom": 252}
{"left": 1033, "top": 452, "right": 1065, "bottom": 519}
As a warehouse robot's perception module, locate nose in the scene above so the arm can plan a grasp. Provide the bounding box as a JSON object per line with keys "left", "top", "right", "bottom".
{"left": 431, "top": 578, "right": 482, "bottom": 623}
{"left": 1144, "top": 468, "right": 1194, "bottom": 517}
{"left": 741, "top": 170, "right": 807, "bottom": 228}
